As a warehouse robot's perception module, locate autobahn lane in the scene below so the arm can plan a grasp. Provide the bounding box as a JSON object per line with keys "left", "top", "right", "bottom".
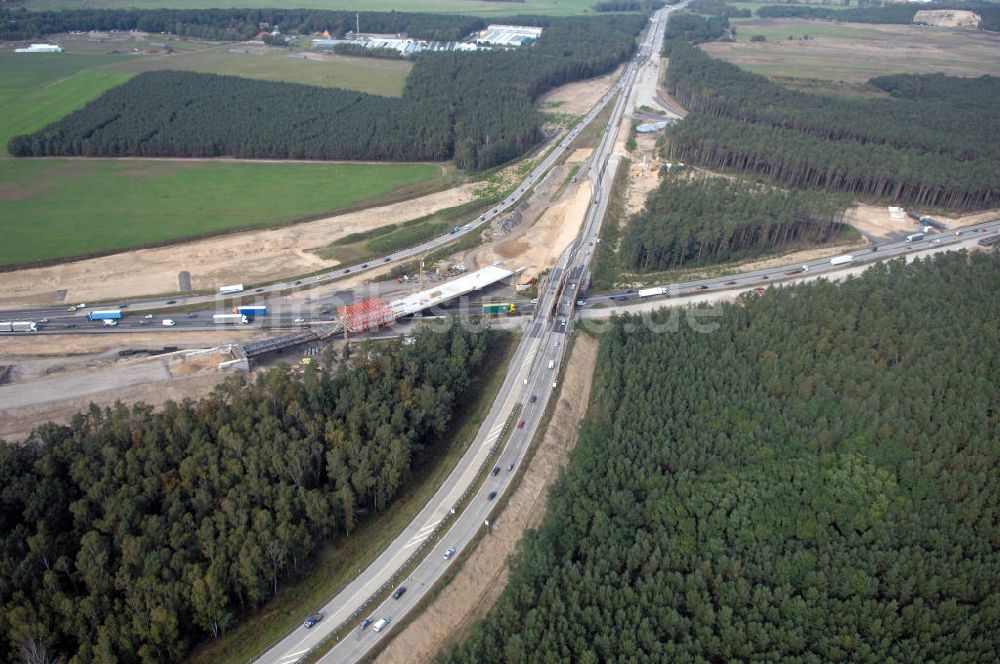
{"left": 280, "top": 5, "right": 681, "bottom": 664}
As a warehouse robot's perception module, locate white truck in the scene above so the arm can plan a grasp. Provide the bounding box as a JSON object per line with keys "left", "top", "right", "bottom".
{"left": 213, "top": 314, "right": 250, "bottom": 325}
{"left": 830, "top": 254, "right": 854, "bottom": 266}
{"left": 548, "top": 360, "right": 555, "bottom": 369}
{"left": 0, "top": 321, "right": 38, "bottom": 333}
{"left": 218, "top": 284, "right": 244, "bottom": 295}
{"left": 638, "top": 286, "right": 665, "bottom": 298}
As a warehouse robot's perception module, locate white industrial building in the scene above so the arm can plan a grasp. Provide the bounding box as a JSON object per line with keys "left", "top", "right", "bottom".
{"left": 313, "top": 37, "right": 482, "bottom": 56}
{"left": 15, "top": 43, "right": 63, "bottom": 53}
{"left": 475, "top": 25, "right": 543, "bottom": 47}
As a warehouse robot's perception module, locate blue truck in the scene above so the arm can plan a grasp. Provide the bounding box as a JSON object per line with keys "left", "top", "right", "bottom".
{"left": 87, "top": 309, "right": 123, "bottom": 321}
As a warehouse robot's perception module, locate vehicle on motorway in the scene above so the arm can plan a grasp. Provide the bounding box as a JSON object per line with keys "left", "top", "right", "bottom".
{"left": 360, "top": 618, "right": 373, "bottom": 630}
{"left": 614, "top": 295, "right": 628, "bottom": 302}
{"left": 166, "top": 300, "right": 176, "bottom": 304}
{"left": 487, "top": 491, "right": 498, "bottom": 501}
{"left": 530, "top": 394, "right": 537, "bottom": 403}
{"left": 67, "top": 306, "right": 77, "bottom": 312}
{"left": 144, "top": 314, "right": 153, "bottom": 319}
{"left": 162, "top": 319, "right": 176, "bottom": 326}
{"left": 65, "top": 323, "right": 76, "bottom": 328}
{"left": 384, "top": 257, "right": 391, "bottom": 262}
{"left": 219, "top": 284, "right": 244, "bottom": 295}
{"left": 830, "top": 254, "right": 854, "bottom": 266}
{"left": 255, "top": 288, "right": 264, "bottom": 292}
{"left": 576, "top": 299, "right": 585, "bottom": 306}
{"left": 235, "top": 305, "right": 267, "bottom": 317}
{"left": 697, "top": 285, "right": 709, "bottom": 290}
{"left": 344, "top": 269, "right": 350, "bottom": 274}
{"left": 38, "top": 318, "right": 48, "bottom": 323}
{"left": 373, "top": 618, "right": 390, "bottom": 633}
{"left": 955, "top": 230, "right": 964, "bottom": 236}
{"left": 0, "top": 321, "right": 38, "bottom": 333}
{"left": 906, "top": 233, "right": 926, "bottom": 243}
{"left": 102, "top": 319, "right": 118, "bottom": 327}
{"left": 187, "top": 313, "right": 198, "bottom": 318}
{"left": 517, "top": 420, "right": 526, "bottom": 429}
{"left": 492, "top": 466, "right": 500, "bottom": 476}
{"left": 294, "top": 317, "right": 306, "bottom": 323}
{"left": 213, "top": 314, "right": 248, "bottom": 324}
{"left": 87, "top": 309, "right": 123, "bottom": 321}
{"left": 362, "top": 264, "right": 369, "bottom": 268}
{"left": 507, "top": 462, "right": 515, "bottom": 471}
{"left": 303, "top": 613, "right": 322, "bottom": 629}
{"left": 139, "top": 320, "right": 151, "bottom": 325}
{"left": 76, "top": 303, "right": 87, "bottom": 309}
{"left": 444, "top": 548, "right": 456, "bottom": 560}
{"left": 548, "top": 360, "right": 555, "bottom": 369}
{"left": 724, "top": 281, "right": 737, "bottom": 286}
{"left": 392, "top": 587, "right": 407, "bottom": 600}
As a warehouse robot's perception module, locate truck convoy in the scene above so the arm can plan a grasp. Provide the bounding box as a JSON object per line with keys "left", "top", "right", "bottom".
{"left": 214, "top": 314, "right": 250, "bottom": 324}
{"left": 87, "top": 309, "right": 123, "bottom": 321}
{"left": 0, "top": 321, "right": 38, "bottom": 333}
{"left": 219, "top": 284, "right": 244, "bottom": 295}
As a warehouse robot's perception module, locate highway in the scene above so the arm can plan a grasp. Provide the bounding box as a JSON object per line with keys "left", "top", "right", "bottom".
{"left": 252, "top": 5, "right": 677, "bottom": 664}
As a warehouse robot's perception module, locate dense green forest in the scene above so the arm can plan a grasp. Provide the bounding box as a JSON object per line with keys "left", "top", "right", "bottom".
{"left": 620, "top": 175, "right": 850, "bottom": 271}
{"left": 592, "top": 0, "right": 665, "bottom": 11}
{"left": 662, "top": 43, "right": 1000, "bottom": 208}
{"left": 0, "top": 326, "right": 490, "bottom": 663}
{"left": 0, "top": 8, "right": 486, "bottom": 42}
{"left": 756, "top": 3, "right": 1000, "bottom": 31}
{"left": 663, "top": 12, "right": 731, "bottom": 42}
{"left": 447, "top": 251, "right": 1000, "bottom": 662}
{"left": 8, "top": 13, "right": 643, "bottom": 169}
{"left": 686, "top": 0, "right": 751, "bottom": 18}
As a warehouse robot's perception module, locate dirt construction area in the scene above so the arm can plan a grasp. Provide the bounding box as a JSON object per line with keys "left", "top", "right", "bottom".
{"left": 376, "top": 333, "right": 599, "bottom": 664}
{"left": 538, "top": 65, "right": 622, "bottom": 116}
{"left": 703, "top": 20, "right": 1000, "bottom": 82}
{"left": 0, "top": 330, "right": 270, "bottom": 440}
{"left": 0, "top": 183, "right": 476, "bottom": 308}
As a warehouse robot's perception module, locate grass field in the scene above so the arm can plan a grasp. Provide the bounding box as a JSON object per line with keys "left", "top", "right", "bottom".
{"left": 105, "top": 47, "right": 412, "bottom": 97}
{"left": 0, "top": 53, "right": 135, "bottom": 154}
{"left": 704, "top": 20, "right": 1000, "bottom": 82}
{"left": 727, "top": 1, "right": 856, "bottom": 17}
{"left": 23, "top": 0, "right": 600, "bottom": 15}
{"left": 0, "top": 159, "right": 441, "bottom": 267}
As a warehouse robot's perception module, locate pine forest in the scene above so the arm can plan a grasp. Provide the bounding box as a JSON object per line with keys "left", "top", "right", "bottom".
{"left": 446, "top": 251, "right": 1000, "bottom": 663}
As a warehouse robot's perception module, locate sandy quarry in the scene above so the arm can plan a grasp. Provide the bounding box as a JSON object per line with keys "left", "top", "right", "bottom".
{"left": 845, "top": 204, "right": 1000, "bottom": 240}
{"left": 914, "top": 10, "right": 982, "bottom": 29}
{"left": 377, "top": 334, "right": 599, "bottom": 664}
{"left": 0, "top": 183, "right": 477, "bottom": 308}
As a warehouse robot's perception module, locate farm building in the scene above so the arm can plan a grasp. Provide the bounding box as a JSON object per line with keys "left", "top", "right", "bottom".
{"left": 15, "top": 43, "right": 63, "bottom": 53}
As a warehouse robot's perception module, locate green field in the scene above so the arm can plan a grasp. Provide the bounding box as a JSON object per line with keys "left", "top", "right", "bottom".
{"left": 727, "top": 1, "right": 856, "bottom": 17}
{"left": 0, "top": 159, "right": 441, "bottom": 267}
{"left": 22, "top": 0, "right": 600, "bottom": 15}
{"left": 733, "top": 20, "right": 878, "bottom": 41}
{"left": 105, "top": 47, "right": 412, "bottom": 96}
{"left": 0, "top": 53, "right": 135, "bottom": 155}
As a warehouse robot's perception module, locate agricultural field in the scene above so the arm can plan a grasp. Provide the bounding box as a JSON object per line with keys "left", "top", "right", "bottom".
{"left": 0, "top": 53, "right": 133, "bottom": 155}
{"left": 105, "top": 48, "right": 412, "bottom": 97}
{"left": 704, "top": 19, "right": 1000, "bottom": 81}
{"left": 20, "top": 0, "right": 601, "bottom": 15}
{"left": 0, "top": 159, "right": 441, "bottom": 267}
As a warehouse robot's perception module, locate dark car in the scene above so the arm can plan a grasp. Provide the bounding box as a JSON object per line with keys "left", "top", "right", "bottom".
{"left": 384, "top": 257, "right": 391, "bottom": 262}
{"left": 65, "top": 323, "right": 77, "bottom": 328}
{"left": 303, "top": 613, "right": 322, "bottom": 629}
{"left": 187, "top": 313, "right": 198, "bottom": 318}
{"left": 392, "top": 587, "right": 407, "bottom": 600}
{"left": 362, "top": 264, "right": 369, "bottom": 268}
{"left": 626, "top": 289, "right": 637, "bottom": 294}
{"left": 487, "top": 491, "right": 498, "bottom": 501}
{"left": 697, "top": 285, "right": 709, "bottom": 290}
{"left": 517, "top": 420, "right": 525, "bottom": 429}
{"left": 724, "top": 281, "right": 737, "bottom": 286}
{"left": 530, "top": 394, "right": 537, "bottom": 403}
{"left": 166, "top": 300, "right": 177, "bottom": 304}
{"left": 139, "top": 320, "right": 151, "bottom": 325}
{"left": 118, "top": 304, "right": 128, "bottom": 308}
{"left": 491, "top": 466, "right": 500, "bottom": 476}
{"left": 360, "top": 618, "right": 373, "bottom": 630}
{"left": 344, "top": 269, "right": 351, "bottom": 274}
{"left": 294, "top": 280, "right": 301, "bottom": 285}
{"left": 255, "top": 288, "right": 264, "bottom": 292}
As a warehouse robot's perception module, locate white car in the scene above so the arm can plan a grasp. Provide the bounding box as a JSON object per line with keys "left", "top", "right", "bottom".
{"left": 144, "top": 314, "right": 154, "bottom": 319}
{"left": 444, "top": 548, "right": 456, "bottom": 560}
{"left": 373, "top": 618, "right": 390, "bottom": 633}
{"left": 294, "top": 317, "right": 306, "bottom": 323}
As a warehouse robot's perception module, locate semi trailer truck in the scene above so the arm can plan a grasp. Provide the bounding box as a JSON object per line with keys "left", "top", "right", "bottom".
{"left": 87, "top": 309, "right": 123, "bottom": 321}
{"left": 213, "top": 314, "right": 249, "bottom": 324}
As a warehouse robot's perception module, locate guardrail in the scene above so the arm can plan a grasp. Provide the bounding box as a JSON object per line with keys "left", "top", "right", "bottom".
{"left": 291, "top": 403, "right": 523, "bottom": 664}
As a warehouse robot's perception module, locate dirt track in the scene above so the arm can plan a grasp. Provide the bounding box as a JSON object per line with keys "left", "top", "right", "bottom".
{"left": 376, "top": 334, "right": 599, "bottom": 664}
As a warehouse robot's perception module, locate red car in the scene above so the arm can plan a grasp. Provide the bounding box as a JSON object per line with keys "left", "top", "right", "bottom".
{"left": 517, "top": 420, "right": 526, "bottom": 429}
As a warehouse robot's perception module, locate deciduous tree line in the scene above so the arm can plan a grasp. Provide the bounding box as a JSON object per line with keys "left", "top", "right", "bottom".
{"left": 446, "top": 251, "right": 1000, "bottom": 662}
{"left": 7, "top": 13, "right": 645, "bottom": 170}
{"left": 662, "top": 43, "right": 999, "bottom": 209}
{"left": 620, "top": 174, "right": 851, "bottom": 271}
{"left": 0, "top": 326, "right": 490, "bottom": 663}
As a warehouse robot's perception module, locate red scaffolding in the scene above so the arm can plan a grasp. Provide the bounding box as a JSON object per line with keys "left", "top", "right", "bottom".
{"left": 338, "top": 298, "right": 394, "bottom": 333}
